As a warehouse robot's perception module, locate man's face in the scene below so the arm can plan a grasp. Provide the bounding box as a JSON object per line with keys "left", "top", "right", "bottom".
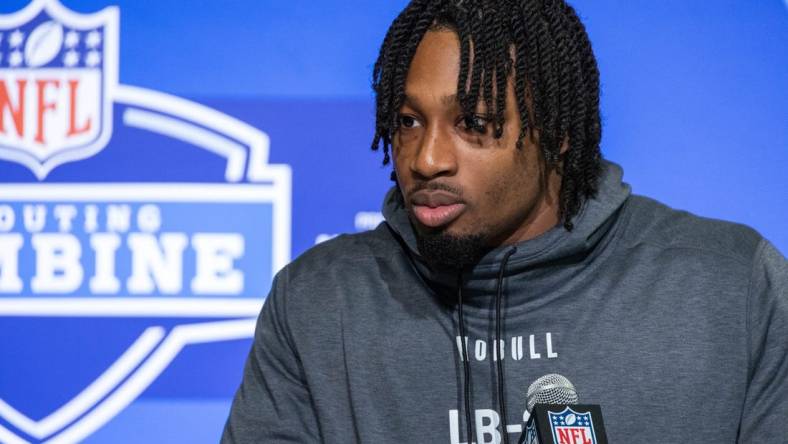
{"left": 393, "top": 30, "right": 561, "bottom": 257}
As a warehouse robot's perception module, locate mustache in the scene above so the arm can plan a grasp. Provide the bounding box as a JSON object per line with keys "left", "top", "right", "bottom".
{"left": 405, "top": 181, "right": 464, "bottom": 199}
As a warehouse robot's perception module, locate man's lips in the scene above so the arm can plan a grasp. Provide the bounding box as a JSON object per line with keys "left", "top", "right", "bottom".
{"left": 409, "top": 190, "right": 465, "bottom": 228}
{"left": 412, "top": 204, "right": 465, "bottom": 228}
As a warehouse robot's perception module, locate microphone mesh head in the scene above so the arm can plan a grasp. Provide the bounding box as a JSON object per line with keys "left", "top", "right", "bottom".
{"left": 526, "top": 374, "right": 579, "bottom": 413}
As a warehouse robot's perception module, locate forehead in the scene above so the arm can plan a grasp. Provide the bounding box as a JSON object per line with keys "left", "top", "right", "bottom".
{"left": 404, "top": 30, "right": 461, "bottom": 101}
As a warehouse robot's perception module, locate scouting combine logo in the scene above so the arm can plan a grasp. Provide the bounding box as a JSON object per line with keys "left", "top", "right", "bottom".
{"left": 0, "top": 1, "right": 291, "bottom": 442}
{"left": 548, "top": 407, "right": 598, "bottom": 444}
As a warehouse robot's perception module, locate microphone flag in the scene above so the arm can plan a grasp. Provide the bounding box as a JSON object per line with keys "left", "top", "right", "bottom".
{"left": 521, "top": 404, "right": 608, "bottom": 444}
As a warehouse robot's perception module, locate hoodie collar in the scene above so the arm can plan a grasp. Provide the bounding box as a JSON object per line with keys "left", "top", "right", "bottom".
{"left": 382, "top": 160, "right": 631, "bottom": 292}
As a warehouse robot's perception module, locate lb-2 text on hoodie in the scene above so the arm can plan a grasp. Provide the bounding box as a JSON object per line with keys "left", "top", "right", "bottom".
{"left": 222, "top": 162, "right": 788, "bottom": 443}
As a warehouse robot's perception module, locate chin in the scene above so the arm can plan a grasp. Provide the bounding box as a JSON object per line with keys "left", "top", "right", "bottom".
{"left": 413, "top": 227, "right": 489, "bottom": 268}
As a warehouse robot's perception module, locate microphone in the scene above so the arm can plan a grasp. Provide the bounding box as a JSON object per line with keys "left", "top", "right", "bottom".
{"left": 526, "top": 374, "right": 579, "bottom": 412}
{"left": 519, "top": 374, "right": 608, "bottom": 444}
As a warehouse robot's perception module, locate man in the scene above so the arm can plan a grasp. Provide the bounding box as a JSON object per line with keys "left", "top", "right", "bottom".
{"left": 223, "top": 1, "right": 787, "bottom": 442}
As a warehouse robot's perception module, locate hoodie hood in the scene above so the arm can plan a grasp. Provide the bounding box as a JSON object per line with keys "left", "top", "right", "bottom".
{"left": 382, "top": 160, "right": 631, "bottom": 303}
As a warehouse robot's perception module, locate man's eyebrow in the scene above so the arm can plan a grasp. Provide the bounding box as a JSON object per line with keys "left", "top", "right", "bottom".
{"left": 440, "top": 94, "right": 460, "bottom": 106}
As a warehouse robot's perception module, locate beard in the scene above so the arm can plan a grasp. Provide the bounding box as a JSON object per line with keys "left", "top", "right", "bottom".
{"left": 400, "top": 181, "right": 489, "bottom": 268}
{"left": 414, "top": 229, "right": 488, "bottom": 269}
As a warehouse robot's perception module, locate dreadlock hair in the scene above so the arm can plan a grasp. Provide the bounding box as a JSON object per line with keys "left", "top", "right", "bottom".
{"left": 371, "top": 0, "right": 603, "bottom": 230}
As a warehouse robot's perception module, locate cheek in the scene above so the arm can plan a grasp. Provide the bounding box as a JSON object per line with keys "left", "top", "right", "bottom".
{"left": 463, "top": 157, "right": 516, "bottom": 214}
{"left": 485, "top": 180, "right": 521, "bottom": 226}
{"left": 393, "top": 161, "right": 408, "bottom": 192}
{"left": 391, "top": 144, "right": 407, "bottom": 178}
{"left": 397, "top": 130, "right": 421, "bottom": 147}
{"left": 476, "top": 155, "right": 536, "bottom": 217}
{"left": 392, "top": 135, "right": 416, "bottom": 171}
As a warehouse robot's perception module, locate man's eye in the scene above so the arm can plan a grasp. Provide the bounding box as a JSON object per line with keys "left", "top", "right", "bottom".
{"left": 460, "top": 115, "right": 489, "bottom": 134}
{"left": 398, "top": 115, "right": 421, "bottom": 128}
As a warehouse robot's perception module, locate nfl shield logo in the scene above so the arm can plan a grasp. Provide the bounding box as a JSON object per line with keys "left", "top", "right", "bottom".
{"left": 0, "top": 0, "right": 117, "bottom": 179}
{"left": 548, "top": 407, "right": 598, "bottom": 444}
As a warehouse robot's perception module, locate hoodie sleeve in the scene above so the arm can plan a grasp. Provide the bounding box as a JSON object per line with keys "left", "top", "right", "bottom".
{"left": 738, "top": 239, "right": 788, "bottom": 442}
{"left": 221, "top": 271, "right": 321, "bottom": 443}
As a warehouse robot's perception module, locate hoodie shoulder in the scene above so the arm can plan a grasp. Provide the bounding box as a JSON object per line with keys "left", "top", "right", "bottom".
{"left": 283, "top": 223, "right": 404, "bottom": 280}
{"left": 620, "top": 194, "right": 763, "bottom": 265}
{"left": 267, "top": 223, "right": 415, "bottom": 336}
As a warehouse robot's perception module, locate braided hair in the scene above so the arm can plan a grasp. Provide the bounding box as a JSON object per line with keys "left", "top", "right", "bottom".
{"left": 371, "top": 0, "right": 602, "bottom": 230}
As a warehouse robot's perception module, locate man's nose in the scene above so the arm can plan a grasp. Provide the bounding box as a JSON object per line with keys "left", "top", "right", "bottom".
{"left": 410, "top": 125, "right": 457, "bottom": 179}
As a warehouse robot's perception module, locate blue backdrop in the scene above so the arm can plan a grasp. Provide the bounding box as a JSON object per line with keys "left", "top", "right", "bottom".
{"left": 0, "top": 1, "right": 785, "bottom": 442}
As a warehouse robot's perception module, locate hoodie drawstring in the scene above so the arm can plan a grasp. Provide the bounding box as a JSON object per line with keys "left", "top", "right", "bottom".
{"left": 496, "top": 247, "right": 517, "bottom": 444}
{"left": 457, "top": 271, "right": 474, "bottom": 444}
{"left": 457, "top": 246, "right": 517, "bottom": 444}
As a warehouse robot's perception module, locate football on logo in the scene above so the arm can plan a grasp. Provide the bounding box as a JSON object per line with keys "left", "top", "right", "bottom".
{"left": 0, "top": 1, "right": 291, "bottom": 442}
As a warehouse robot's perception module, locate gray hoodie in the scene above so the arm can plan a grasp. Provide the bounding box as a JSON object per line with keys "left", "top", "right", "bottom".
{"left": 222, "top": 162, "right": 788, "bottom": 443}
